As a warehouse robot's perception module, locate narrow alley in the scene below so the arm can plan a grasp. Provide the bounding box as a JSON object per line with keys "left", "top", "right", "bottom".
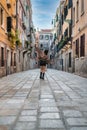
{"left": 0, "top": 69, "right": 87, "bottom": 130}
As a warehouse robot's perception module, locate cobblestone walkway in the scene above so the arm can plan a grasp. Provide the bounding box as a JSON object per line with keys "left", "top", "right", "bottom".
{"left": 0, "top": 69, "right": 87, "bottom": 130}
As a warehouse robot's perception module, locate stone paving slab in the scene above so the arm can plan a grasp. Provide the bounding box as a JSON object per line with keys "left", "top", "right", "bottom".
{"left": 18, "top": 116, "right": 37, "bottom": 122}
{"left": 39, "top": 119, "right": 65, "bottom": 129}
{"left": 0, "top": 69, "right": 87, "bottom": 130}
{"left": 67, "top": 118, "right": 87, "bottom": 126}
{"left": 21, "top": 110, "right": 37, "bottom": 116}
{"left": 13, "top": 122, "right": 36, "bottom": 130}
{"left": 39, "top": 113, "right": 60, "bottom": 119}
{"left": 70, "top": 127, "right": 87, "bottom": 130}
{"left": 0, "top": 116, "right": 16, "bottom": 125}
{"left": 39, "top": 129, "right": 65, "bottom": 130}
{"left": 63, "top": 110, "right": 82, "bottom": 117}
{"left": 40, "top": 107, "right": 59, "bottom": 112}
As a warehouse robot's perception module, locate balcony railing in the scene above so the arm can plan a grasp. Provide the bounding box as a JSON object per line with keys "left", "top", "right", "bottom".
{"left": 57, "top": 37, "right": 70, "bottom": 52}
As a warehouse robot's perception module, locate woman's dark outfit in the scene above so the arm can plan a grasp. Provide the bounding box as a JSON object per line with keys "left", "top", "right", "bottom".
{"left": 35, "top": 45, "right": 49, "bottom": 80}
{"left": 39, "top": 56, "right": 48, "bottom": 79}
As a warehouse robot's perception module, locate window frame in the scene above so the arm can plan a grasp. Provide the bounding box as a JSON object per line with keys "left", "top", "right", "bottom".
{"left": 0, "top": 6, "right": 4, "bottom": 27}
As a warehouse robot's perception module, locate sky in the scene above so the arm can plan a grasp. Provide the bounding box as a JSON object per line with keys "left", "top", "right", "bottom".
{"left": 31, "top": 0, "right": 59, "bottom": 30}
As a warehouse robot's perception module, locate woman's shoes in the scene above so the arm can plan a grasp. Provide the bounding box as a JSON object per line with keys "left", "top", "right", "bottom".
{"left": 39, "top": 75, "right": 44, "bottom": 80}
{"left": 40, "top": 72, "right": 44, "bottom": 80}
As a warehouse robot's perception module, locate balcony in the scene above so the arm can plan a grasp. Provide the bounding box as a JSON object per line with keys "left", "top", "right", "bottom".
{"left": 22, "top": 22, "right": 26, "bottom": 30}
{"left": 57, "top": 36, "right": 70, "bottom": 52}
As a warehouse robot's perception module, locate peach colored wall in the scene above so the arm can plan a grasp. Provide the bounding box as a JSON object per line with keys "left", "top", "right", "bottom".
{"left": 72, "top": 0, "right": 87, "bottom": 74}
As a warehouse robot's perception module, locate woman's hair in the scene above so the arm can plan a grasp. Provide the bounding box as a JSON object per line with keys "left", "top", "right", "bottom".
{"left": 44, "top": 50, "right": 48, "bottom": 55}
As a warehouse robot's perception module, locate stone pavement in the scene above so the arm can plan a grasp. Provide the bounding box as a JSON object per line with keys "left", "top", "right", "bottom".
{"left": 0, "top": 69, "right": 87, "bottom": 130}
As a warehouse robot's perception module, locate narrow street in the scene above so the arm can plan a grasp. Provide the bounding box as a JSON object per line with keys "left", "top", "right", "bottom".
{"left": 0, "top": 69, "right": 87, "bottom": 130}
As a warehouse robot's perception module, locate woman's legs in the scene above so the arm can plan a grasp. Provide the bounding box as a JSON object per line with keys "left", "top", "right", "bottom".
{"left": 40, "top": 65, "right": 47, "bottom": 79}
{"left": 41, "top": 66, "right": 46, "bottom": 79}
{"left": 40, "top": 66, "right": 43, "bottom": 78}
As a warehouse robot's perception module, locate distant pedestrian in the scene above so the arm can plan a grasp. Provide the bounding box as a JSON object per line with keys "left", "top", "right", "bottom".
{"left": 35, "top": 44, "right": 50, "bottom": 80}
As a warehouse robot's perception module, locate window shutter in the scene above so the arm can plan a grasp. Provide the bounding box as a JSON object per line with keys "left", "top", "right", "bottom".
{"left": 68, "top": 0, "right": 72, "bottom": 9}
{"left": 76, "top": 39, "right": 79, "bottom": 57}
{"left": 80, "top": 34, "right": 85, "bottom": 57}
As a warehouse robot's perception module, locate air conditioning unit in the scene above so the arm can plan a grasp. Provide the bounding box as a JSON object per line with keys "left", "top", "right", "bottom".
{"left": 6, "top": 0, "right": 11, "bottom": 8}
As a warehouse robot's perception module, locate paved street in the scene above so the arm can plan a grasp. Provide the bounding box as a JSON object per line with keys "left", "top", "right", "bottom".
{"left": 0, "top": 69, "right": 87, "bottom": 130}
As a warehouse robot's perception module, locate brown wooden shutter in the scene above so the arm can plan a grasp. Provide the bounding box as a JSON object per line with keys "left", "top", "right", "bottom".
{"left": 80, "top": 34, "right": 85, "bottom": 57}
{"left": 76, "top": 38, "right": 79, "bottom": 57}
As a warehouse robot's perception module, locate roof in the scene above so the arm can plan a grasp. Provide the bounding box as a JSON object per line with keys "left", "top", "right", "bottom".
{"left": 40, "top": 29, "right": 53, "bottom": 33}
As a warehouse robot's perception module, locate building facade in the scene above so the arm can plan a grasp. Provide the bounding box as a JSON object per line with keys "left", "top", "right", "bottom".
{"left": 52, "top": 0, "right": 87, "bottom": 76}
{"left": 38, "top": 29, "right": 53, "bottom": 51}
{"left": 72, "top": 0, "right": 87, "bottom": 75}
{"left": 57, "top": 0, "right": 72, "bottom": 72}
{"left": 0, "top": 0, "right": 17, "bottom": 77}
{"left": 0, "top": 0, "right": 34, "bottom": 77}
{"left": 34, "top": 29, "right": 53, "bottom": 68}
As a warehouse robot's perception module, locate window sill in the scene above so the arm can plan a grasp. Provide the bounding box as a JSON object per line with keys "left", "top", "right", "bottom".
{"left": 81, "top": 11, "right": 84, "bottom": 16}
{"left": 76, "top": 19, "right": 79, "bottom": 23}
{"left": 5, "top": 30, "right": 8, "bottom": 35}
{"left": 80, "top": 56, "right": 85, "bottom": 60}
{"left": 75, "top": 57, "right": 79, "bottom": 60}
{"left": 0, "top": 66, "right": 5, "bottom": 68}
{"left": 1, "top": 25, "right": 5, "bottom": 31}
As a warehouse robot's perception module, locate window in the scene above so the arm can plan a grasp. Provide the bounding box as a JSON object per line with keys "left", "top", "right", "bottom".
{"left": 76, "top": 1, "right": 79, "bottom": 21}
{"left": 50, "top": 34, "right": 53, "bottom": 40}
{"left": 81, "top": 0, "right": 84, "bottom": 14}
{"left": 56, "top": 14, "right": 58, "bottom": 22}
{"left": 11, "top": 52, "right": 13, "bottom": 66}
{"left": 80, "top": 34, "right": 85, "bottom": 57}
{"left": 45, "top": 35, "right": 49, "bottom": 40}
{"left": 0, "top": 7, "right": 4, "bottom": 26}
{"left": 6, "top": 0, "right": 11, "bottom": 8}
{"left": 76, "top": 38, "right": 79, "bottom": 58}
{"left": 69, "top": 52, "right": 71, "bottom": 67}
{"left": 64, "top": 6, "right": 68, "bottom": 19}
{"left": 62, "top": 14, "right": 63, "bottom": 25}
{"left": 7, "top": 16, "right": 12, "bottom": 32}
{"left": 68, "top": 0, "right": 72, "bottom": 8}
{"left": 1, "top": 47, "right": 4, "bottom": 66}
{"left": 39, "top": 35, "right": 43, "bottom": 40}
{"left": 73, "top": 7, "right": 75, "bottom": 25}
{"left": 64, "top": 28, "right": 68, "bottom": 37}
{"left": 19, "top": 51, "right": 20, "bottom": 62}
{"left": 14, "top": 53, "right": 16, "bottom": 66}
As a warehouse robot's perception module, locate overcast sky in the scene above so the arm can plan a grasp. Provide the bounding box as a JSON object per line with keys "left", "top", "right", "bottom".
{"left": 31, "top": 0, "right": 59, "bottom": 30}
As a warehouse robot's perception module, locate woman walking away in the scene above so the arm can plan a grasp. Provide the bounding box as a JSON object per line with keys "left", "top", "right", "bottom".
{"left": 35, "top": 44, "right": 49, "bottom": 80}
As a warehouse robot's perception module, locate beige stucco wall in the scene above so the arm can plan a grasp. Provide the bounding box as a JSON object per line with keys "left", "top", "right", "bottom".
{"left": 72, "top": 0, "right": 87, "bottom": 74}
